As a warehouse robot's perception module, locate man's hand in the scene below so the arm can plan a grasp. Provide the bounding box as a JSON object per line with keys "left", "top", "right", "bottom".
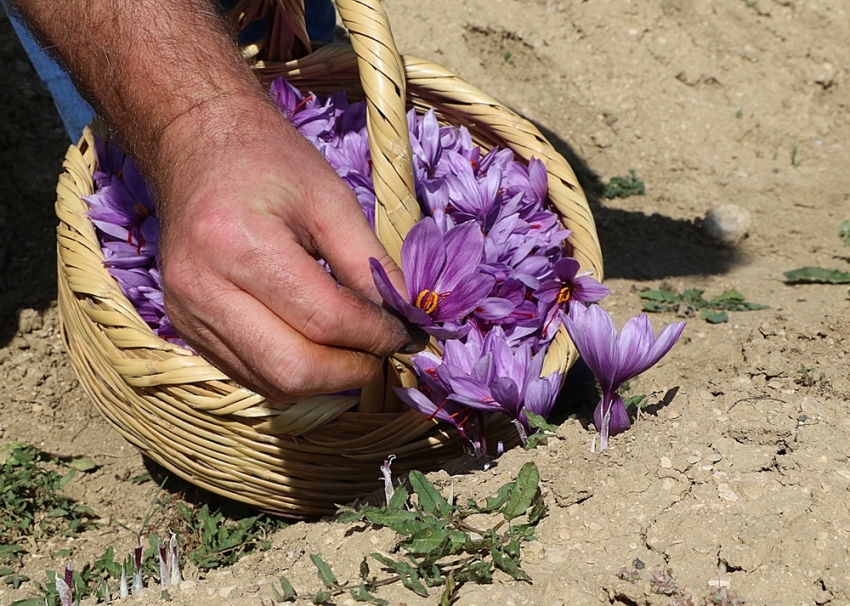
{"left": 155, "top": 100, "right": 417, "bottom": 399}
{"left": 11, "top": 0, "right": 421, "bottom": 399}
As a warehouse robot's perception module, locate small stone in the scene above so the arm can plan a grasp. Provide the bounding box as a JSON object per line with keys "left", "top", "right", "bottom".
{"left": 219, "top": 586, "right": 236, "bottom": 598}
{"left": 178, "top": 581, "right": 197, "bottom": 592}
{"left": 703, "top": 204, "right": 751, "bottom": 245}
{"left": 801, "top": 396, "right": 826, "bottom": 419}
{"left": 660, "top": 456, "right": 672, "bottom": 468}
{"left": 717, "top": 483, "right": 739, "bottom": 501}
{"left": 742, "top": 483, "right": 764, "bottom": 500}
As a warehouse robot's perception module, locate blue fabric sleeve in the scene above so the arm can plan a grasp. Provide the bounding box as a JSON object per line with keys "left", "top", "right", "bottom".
{"left": 4, "top": 2, "right": 96, "bottom": 142}
{"left": 5, "top": 0, "right": 337, "bottom": 142}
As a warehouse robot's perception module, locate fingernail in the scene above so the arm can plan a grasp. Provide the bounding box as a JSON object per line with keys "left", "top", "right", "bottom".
{"left": 398, "top": 340, "right": 426, "bottom": 355}
{"left": 398, "top": 327, "right": 429, "bottom": 355}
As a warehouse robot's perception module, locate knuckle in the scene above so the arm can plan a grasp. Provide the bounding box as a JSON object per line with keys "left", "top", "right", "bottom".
{"left": 267, "top": 345, "right": 382, "bottom": 396}
{"left": 299, "top": 306, "right": 341, "bottom": 345}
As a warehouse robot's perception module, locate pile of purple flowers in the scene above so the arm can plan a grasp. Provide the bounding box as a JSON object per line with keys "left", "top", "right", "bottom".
{"left": 85, "top": 136, "right": 183, "bottom": 346}
{"left": 85, "top": 76, "right": 683, "bottom": 452}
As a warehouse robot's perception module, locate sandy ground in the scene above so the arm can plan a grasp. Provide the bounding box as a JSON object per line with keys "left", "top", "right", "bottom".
{"left": 2, "top": 0, "right": 850, "bottom": 604}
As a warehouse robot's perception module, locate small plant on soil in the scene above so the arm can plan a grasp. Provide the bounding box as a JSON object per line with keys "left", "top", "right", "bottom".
{"left": 639, "top": 288, "right": 768, "bottom": 323}
{"left": 784, "top": 266, "right": 850, "bottom": 284}
{"left": 275, "top": 460, "right": 547, "bottom": 605}
{"left": 16, "top": 534, "right": 181, "bottom": 606}
{"left": 15, "top": 489, "right": 288, "bottom": 605}
{"left": 604, "top": 170, "right": 646, "bottom": 198}
{"left": 703, "top": 586, "right": 746, "bottom": 606}
{"left": 0, "top": 444, "right": 98, "bottom": 563}
{"left": 795, "top": 364, "right": 819, "bottom": 387}
{"left": 173, "top": 502, "right": 287, "bottom": 570}
{"left": 784, "top": 221, "right": 850, "bottom": 284}
{"left": 615, "top": 567, "right": 746, "bottom": 606}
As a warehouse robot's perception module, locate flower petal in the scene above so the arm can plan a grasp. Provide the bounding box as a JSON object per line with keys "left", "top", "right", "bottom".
{"left": 563, "top": 304, "right": 619, "bottom": 393}
{"left": 402, "top": 217, "right": 446, "bottom": 297}
{"left": 438, "top": 221, "right": 485, "bottom": 292}
{"left": 432, "top": 273, "right": 494, "bottom": 321}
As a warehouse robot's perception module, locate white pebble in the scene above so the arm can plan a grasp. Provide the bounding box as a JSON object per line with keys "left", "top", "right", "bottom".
{"left": 703, "top": 204, "right": 751, "bottom": 245}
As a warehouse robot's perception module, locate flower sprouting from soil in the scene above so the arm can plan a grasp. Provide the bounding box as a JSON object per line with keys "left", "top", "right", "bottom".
{"left": 563, "top": 303, "right": 685, "bottom": 450}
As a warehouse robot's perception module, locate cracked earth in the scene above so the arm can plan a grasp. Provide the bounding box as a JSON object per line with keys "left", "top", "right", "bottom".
{"left": 3, "top": 0, "right": 850, "bottom": 604}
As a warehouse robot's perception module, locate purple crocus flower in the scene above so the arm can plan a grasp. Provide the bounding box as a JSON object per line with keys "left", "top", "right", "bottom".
{"left": 394, "top": 351, "right": 488, "bottom": 456}
{"left": 398, "top": 326, "right": 558, "bottom": 445}
{"left": 408, "top": 108, "right": 443, "bottom": 179}
{"left": 133, "top": 536, "right": 144, "bottom": 594}
{"left": 158, "top": 539, "right": 169, "bottom": 587}
{"left": 435, "top": 326, "right": 559, "bottom": 434}
{"left": 563, "top": 304, "right": 685, "bottom": 450}
{"left": 169, "top": 531, "right": 181, "bottom": 586}
{"left": 535, "top": 256, "right": 610, "bottom": 342}
{"left": 370, "top": 217, "right": 496, "bottom": 339}
{"left": 485, "top": 328, "right": 560, "bottom": 433}
{"left": 535, "top": 256, "right": 609, "bottom": 306}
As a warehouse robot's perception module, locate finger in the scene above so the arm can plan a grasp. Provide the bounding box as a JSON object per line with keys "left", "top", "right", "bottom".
{"left": 164, "top": 283, "right": 385, "bottom": 398}
{"left": 304, "top": 180, "right": 411, "bottom": 308}
{"left": 195, "top": 207, "right": 412, "bottom": 357}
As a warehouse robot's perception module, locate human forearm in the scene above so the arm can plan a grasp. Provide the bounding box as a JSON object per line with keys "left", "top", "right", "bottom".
{"left": 8, "top": 0, "right": 273, "bottom": 173}
{"left": 10, "top": 0, "right": 420, "bottom": 398}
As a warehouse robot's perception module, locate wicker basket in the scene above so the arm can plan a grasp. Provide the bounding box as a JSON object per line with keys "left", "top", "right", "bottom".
{"left": 54, "top": 0, "right": 603, "bottom": 517}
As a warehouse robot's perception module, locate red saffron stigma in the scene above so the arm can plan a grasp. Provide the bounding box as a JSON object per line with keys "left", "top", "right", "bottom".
{"left": 293, "top": 94, "right": 314, "bottom": 114}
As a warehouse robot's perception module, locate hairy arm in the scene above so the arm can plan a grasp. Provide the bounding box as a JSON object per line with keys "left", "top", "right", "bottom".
{"left": 11, "top": 0, "right": 419, "bottom": 398}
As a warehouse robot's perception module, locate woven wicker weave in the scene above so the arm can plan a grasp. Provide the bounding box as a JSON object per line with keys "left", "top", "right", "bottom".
{"left": 55, "top": 0, "right": 603, "bottom": 517}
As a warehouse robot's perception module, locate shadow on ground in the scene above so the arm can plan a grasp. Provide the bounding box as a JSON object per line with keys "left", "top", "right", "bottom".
{"left": 533, "top": 121, "right": 743, "bottom": 281}
{"left": 0, "top": 10, "right": 67, "bottom": 348}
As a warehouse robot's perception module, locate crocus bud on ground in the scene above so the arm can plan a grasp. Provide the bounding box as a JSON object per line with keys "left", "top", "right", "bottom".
{"left": 564, "top": 304, "right": 685, "bottom": 450}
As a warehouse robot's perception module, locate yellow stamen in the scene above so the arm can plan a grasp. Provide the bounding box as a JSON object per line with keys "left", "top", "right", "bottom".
{"left": 415, "top": 289, "right": 440, "bottom": 314}
{"left": 557, "top": 286, "right": 572, "bottom": 304}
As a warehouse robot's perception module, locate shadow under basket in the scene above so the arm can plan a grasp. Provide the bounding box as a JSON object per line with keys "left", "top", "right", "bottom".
{"left": 54, "top": 3, "right": 602, "bottom": 518}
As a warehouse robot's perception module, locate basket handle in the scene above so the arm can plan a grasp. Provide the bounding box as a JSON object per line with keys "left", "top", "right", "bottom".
{"left": 229, "top": 0, "right": 419, "bottom": 264}
{"left": 334, "top": 0, "right": 418, "bottom": 263}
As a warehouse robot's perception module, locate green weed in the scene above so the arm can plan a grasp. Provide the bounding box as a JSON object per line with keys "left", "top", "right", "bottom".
{"left": 784, "top": 267, "right": 850, "bottom": 284}
{"left": 640, "top": 288, "right": 767, "bottom": 323}
{"left": 330, "top": 461, "right": 546, "bottom": 603}
{"left": 0, "top": 444, "right": 98, "bottom": 560}
{"left": 604, "top": 170, "right": 645, "bottom": 199}
{"left": 175, "top": 502, "right": 287, "bottom": 570}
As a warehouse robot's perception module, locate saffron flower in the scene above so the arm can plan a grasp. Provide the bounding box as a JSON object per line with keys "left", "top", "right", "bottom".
{"left": 370, "top": 217, "right": 496, "bottom": 339}
{"left": 535, "top": 256, "right": 609, "bottom": 309}
{"left": 396, "top": 326, "right": 559, "bottom": 444}
{"left": 563, "top": 304, "right": 685, "bottom": 450}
